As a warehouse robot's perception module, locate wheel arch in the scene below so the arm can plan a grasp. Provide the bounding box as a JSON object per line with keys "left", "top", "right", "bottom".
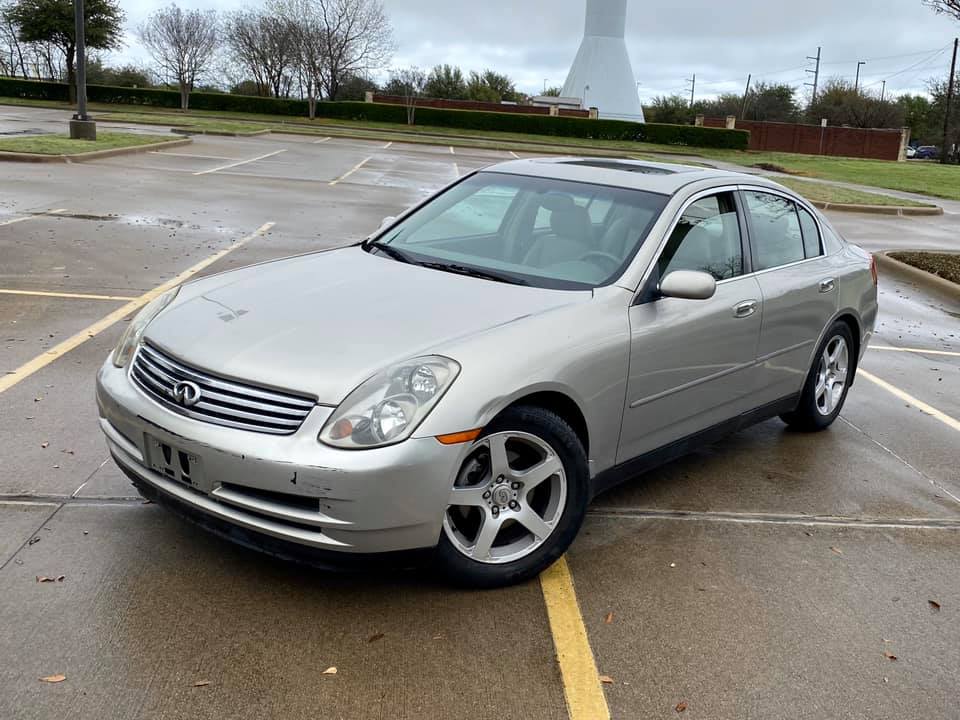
{"left": 833, "top": 311, "right": 862, "bottom": 385}
{"left": 499, "top": 390, "right": 590, "bottom": 457}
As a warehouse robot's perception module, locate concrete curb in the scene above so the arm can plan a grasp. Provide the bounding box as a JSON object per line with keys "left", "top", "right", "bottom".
{"left": 0, "top": 137, "right": 192, "bottom": 163}
{"left": 875, "top": 251, "right": 960, "bottom": 301}
{"left": 811, "top": 200, "right": 943, "bottom": 216}
{"left": 170, "top": 128, "right": 271, "bottom": 138}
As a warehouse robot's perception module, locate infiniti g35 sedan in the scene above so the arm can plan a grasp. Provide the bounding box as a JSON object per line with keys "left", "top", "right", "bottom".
{"left": 96, "top": 158, "right": 878, "bottom": 587}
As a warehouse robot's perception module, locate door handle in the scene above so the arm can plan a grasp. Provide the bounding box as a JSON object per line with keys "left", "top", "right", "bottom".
{"left": 819, "top": 278, "right": 836, "bottom": 293}
{"left": 733, "top": 300, "right": 758, "bottom": 319}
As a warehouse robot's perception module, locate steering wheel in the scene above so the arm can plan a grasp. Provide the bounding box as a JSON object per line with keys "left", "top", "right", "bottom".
{"left": 578, "top": 251, "right": 622, "bottom": 274}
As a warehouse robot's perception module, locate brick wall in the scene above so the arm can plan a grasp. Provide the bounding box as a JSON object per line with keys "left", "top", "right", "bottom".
{"left": 372, "top": 94, "right": 590, "bottom": 118}
{"left": 702, "top": 118, "right": 905, "bottom": 161}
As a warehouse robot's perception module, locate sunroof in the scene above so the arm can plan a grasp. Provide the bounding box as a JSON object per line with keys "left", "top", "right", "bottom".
{"left": 560, "top": 160, "right": 678, "bottom": 175}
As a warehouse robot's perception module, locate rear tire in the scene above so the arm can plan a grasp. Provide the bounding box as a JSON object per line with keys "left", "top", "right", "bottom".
{"left": 780, "top": 321, "right": 855, "bottom": 432}
{"left": 434, "top": 405, "right": 589, "bottom": 589}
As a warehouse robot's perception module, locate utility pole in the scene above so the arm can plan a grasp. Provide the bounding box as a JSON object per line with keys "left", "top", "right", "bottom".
{"left": 880, "top": 80, "right": 887, "bottom": 103}
{"left": 740, "top": 74, "right": 752, "bottom": 119}
{"left": 855, "top": 61, "right": 866, "bottom": 92}
{"left": 69, "top": 0, "right": 95, "bottom": 139}
{"left": 686, "top": 73, "right": 696, "bottom": 108}
{"left": 942, "top": 37, "right": 958, "bottom": 165}
{"left": 805, "top": 46, "right": 821, "bottom": 103}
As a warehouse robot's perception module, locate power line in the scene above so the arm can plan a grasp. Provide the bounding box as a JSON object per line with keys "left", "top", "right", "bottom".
{"left": 860, "top": 45, "right": 952, "bottom": 90}
{"left": 819, "top": 46, "right": 949, "bottom": 66}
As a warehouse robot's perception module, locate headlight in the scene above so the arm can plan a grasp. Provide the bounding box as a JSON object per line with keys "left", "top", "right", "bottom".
{"left": 319, "top": 356, "right": 460, "bottom": 449}
{"left": 112, "top": 287, "right": 180, "bottom": 368}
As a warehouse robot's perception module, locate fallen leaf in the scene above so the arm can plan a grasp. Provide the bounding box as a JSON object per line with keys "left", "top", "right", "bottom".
{"left": 669, "top": 562, "right": 676, "bottom": 568}
{"left": 929, "top": 600, "right": 941, "bottom": 611}
{"left": 432, "top": 634, "right": 445, "bottom": 640}
{"left": 604, "top": 612, "right": 614, "bottom": 624}
{"left": 830, "top": 546, "right": 843, "bottom": 555}
{"left": 599, "top": 675, "right": 614, "bottom": 684}
{"left": 884, "top": 651, "right": 898, "bottom": 661}
{"left": 192, "top": 680, "right": 210, "bottom": 687}
{"left": 676, "top": 701, "right": 688, "bottom": 713}
{"left": 322, "top": 667, "right": 337, "bottom": 675}
{"left": 368, "top": 632, "right": 385, "bottom": 643}
{"left": 40, "top": 442, "right": 49, "bottom": 449}
{"left": 28, "top": 536, "right": 41, "bottom": 546}
{"left": 39, "top": 674, "right": 65, "bottom": 683}
{"left": 36, "top": 575, "right": 64, "bottom": 583}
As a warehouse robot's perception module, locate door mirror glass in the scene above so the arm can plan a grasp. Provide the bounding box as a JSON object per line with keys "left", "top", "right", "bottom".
{"left": 659, "top": 270, "right": 717, "bottom": 300}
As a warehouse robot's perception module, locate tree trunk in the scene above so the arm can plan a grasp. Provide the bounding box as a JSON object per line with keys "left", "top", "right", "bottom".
{"left": 66, "top": 44, "right": 76, "bottom": 104}
{"left": 180, "top": 82, "right": 190, "bottom": 111}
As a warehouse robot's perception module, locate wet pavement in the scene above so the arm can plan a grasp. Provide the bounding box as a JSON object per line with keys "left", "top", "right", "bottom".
{"left": 1, "top": 104, "right": 959, "bottom": 719}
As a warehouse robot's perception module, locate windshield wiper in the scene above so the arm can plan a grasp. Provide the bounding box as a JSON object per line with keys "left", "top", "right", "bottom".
{"left": 366, "top": 240, "right": 413, "bottom": 264}
{"left": 414, "top": 261, "right": 529, "bottom": 286}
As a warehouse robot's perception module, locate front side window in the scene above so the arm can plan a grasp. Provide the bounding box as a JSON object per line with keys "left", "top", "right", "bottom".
{"left": 744, "top": 191, "right": 805, "bottom": 271}
{"left": 657, "top": 192, "right": 743, "bottom": 281}
{"left": 367, "top": 172, "right": 668, "bottom": 290}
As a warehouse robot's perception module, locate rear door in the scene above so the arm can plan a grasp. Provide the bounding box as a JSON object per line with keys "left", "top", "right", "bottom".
{"left": 740, "top": 188, "right": 839, "bottom": 405}
{"left": 618, "top": 189, "right": 763, "bottom": 462}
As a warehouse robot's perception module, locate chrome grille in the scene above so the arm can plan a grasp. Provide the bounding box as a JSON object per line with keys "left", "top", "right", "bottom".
{"left": 131, "top": 343, "right": 315, "bottom": 435}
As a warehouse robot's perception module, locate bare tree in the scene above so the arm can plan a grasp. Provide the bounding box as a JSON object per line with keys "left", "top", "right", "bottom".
{"left": 224, "top": 9, "right": 298, "bottom": 98}
{"left": 138, "top": 4, "right": 219, "bottom": 110}
{"left": 313, "top": 0, "right": 394, "bottom": 100}
{"left": 923, "top": 0, "right": 960, "bottom": 21}
{"left": 389, "top": 66, "right": 425, "bottom": 124}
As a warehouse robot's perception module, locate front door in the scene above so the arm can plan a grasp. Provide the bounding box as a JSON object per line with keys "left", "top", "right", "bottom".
{"left": 618, "top": 191, "right": 763, "bottom": 463}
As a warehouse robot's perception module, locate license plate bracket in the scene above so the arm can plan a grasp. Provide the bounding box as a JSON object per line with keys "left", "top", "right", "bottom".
{"left": 145, "top": 435, "right": 208, "bottom": 492}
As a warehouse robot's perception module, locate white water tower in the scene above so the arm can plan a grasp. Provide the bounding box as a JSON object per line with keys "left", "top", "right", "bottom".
{"left": 562, "top": 0, "right": 645, "bottom": 123}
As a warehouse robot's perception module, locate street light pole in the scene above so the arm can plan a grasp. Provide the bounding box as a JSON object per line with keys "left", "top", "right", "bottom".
{"left": 69, "top": 0, "right": 96, "bottom": 140}
{"left": 855, "top": 61, "right": 866, "bottom": 92}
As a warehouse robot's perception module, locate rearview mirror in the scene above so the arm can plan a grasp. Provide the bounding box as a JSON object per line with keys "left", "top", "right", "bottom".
{"left": 658, "top": 270, "right": 717, "bottom": 301}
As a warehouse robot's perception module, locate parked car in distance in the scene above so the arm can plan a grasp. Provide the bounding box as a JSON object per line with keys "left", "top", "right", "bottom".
{"left": 96, "top": 158, "right": 879, "bottom": 587}
{"left": 905, "top": 146, "right": 917, "bottom": 159}
{"left": 914, "top": 145, "right": 939, "bottom": 160}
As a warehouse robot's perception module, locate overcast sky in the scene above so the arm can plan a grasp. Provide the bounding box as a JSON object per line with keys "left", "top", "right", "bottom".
{"left": 111, "top": 0, "right": 959, "bottom": 100}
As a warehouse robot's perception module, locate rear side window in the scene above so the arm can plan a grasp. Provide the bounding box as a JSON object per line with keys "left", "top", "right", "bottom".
{"left": 798, "top": 207, "right": 822, "bottom": 258}
{"left": 657, "top": 192, "right": 743, "bottom": 281}
{"left": 743, "top": 191, "right": 805, "bottom": 271}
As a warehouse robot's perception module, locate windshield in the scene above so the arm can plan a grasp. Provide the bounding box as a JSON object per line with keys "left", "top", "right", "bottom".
{"left": 365, "top": 172, "right": 668, "bottom": 290}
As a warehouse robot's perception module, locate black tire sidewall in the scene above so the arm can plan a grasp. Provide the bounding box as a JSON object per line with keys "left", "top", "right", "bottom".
{"left": 434, "top": 405, "right": 589, "bottom": 589}
{"left": 785, "top": 321, "right": 855, "bottom": 431}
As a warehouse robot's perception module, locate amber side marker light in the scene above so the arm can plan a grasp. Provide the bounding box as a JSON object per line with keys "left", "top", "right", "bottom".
{"left": 435, "top": 429, "right": 482, "bottom": 445}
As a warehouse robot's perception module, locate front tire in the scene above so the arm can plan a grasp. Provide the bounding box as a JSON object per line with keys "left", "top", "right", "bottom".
{"left": 781, "top": 321, "right": 855, "bottom": 431}
{"left": 435, "top": 405, "right": 589, "bottom": 588}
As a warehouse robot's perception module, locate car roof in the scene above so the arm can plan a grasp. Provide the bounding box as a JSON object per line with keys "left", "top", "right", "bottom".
{"left": 479, "top": 157, "right": 756, "bottom": 196}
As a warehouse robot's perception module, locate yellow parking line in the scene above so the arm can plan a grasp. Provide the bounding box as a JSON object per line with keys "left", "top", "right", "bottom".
{"left": 870, "top": 346, "right": 960, "bottom": 358}
{"left": 193, "top": 150, "right": 287, "bottom": 176}
{"left": 0, "top": 209, "right": 67, "bottom": 226}
{"left": 0, "top": 222, "right": 274, "bottom": 394}
{"left": 540, "top": 556, "right": 610, "bottom": 720}
{"left": 0, "top": 289, "right": 137, "bottom": 301}
{"left": 329, "top": 157, "right": 372, "bottom": 186}
{"left": 858, "top": 368, "right": 960, "bottom": 433}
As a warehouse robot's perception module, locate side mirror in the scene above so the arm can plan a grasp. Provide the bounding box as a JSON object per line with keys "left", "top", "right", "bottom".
{"left": 379, "top": 216, "right": 397, "bottom": 230}
{"left": 658, "top": 270, "right": 717, "bottom": 300}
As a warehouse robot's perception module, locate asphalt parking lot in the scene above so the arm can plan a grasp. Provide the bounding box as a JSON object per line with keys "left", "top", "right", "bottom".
{"left": 2, "top": 105, "right": 959, "bottom": 720}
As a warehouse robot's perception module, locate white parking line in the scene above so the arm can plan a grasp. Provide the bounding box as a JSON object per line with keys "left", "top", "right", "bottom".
{"left": 453, "top": 163, "right": 460, "bottom": 178}
{"left": 509, "top": 151, "right": 520, "bottom": 159}
{"left": 449, "top": 146, "right": 455, "bottom": 155}
{"left": 193, "top": 149, "right": 287, "bottom": 176}
{"left": 0, "top": 209, "right": 67, "bottom": 226}
{"left": 382, "top": 141, "right": 393, "bottom": 149}
{"left": 329, "top": 157, "right": 372, "bottom": 186}
{"left": 858, "top": 368, "right": 960, "bottom": 434}
{"left": 870, "top": 346, "right": 960, "bottom": 358}
{"left": 313, "top": 137, "right": 332, "bottom": 144}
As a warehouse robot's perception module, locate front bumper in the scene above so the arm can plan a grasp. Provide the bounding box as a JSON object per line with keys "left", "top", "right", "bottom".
{"left": 96, "top": 359, "right": 467, "bottom": 554}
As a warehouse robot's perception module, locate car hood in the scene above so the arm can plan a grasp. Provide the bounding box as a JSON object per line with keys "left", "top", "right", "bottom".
{"left": 144, "top": 246, "right": 585, "bottom": 402}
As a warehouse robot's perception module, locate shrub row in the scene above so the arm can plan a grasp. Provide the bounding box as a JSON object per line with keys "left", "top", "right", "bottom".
{"left": 0, "top": 77, "right": 750, "bottom": 150}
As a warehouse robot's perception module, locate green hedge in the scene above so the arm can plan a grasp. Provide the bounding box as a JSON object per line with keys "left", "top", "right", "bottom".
{"left": 0, "top": 77, "right": 749, "bottom": 150}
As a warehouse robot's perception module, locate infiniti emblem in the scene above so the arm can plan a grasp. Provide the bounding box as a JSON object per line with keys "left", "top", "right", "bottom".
{"left": 172, "top": 380, "right": 202, "bottom": 407}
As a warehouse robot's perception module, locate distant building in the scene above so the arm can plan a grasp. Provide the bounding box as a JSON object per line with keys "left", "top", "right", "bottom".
{"left": 561, "top": 0, "right": 644, "bottom": 123}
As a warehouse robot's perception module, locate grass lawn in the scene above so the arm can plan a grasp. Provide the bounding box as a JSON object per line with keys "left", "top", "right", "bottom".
{"left": 765, "top": 176, "right": 934, "bottom": 208}
{"left": 0, "top": 131, "right": 170, "bottom": 154}
{"left": 3, "top": 98, "right": 958, "bottom": 200}
{"left": 889, "top": 252, "right": 960, "bottom": 285}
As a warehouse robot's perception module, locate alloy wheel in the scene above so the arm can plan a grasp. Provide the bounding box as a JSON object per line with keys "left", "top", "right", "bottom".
{"left": 443, "top": 431, "right": 567, "bottom": 564}
{"left": 815, "top": 336, "right": 849, "bottom": 416}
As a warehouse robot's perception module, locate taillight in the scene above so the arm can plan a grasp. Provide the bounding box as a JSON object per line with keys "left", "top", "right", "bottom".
{"left": 869, "top": 255, "right": 878, "bottom": 286}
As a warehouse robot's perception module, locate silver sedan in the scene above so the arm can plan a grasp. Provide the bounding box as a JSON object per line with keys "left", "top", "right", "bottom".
{"left": 96, "top": 158, "right": 878, "bottom": 587}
